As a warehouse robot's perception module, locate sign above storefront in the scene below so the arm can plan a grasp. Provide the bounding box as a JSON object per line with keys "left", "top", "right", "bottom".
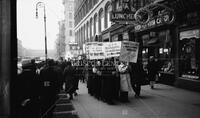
{"left": 111, "top": 12, "right": 135, "bottom": 21}
{"left": 134, "top": 3, "right": 175, "bottom": 32}
{"left": 111, "top": 0, "right": 136, "bottom": 24}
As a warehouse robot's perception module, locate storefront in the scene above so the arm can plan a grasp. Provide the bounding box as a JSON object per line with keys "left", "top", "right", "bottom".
{"left": 175, "top": 9, "right": 200, "bottom": 91}
{"left": 134, "top": 24, "right": 176, "bottom": 85}
{"left": 132, "top": 1, "right": 177, "bottom": 85}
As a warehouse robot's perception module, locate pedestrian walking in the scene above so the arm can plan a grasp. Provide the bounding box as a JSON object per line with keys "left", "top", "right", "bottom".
{"left": 39, "top": 59, "right": 60, "bottom": 117}
{"left": 147, "top": 56, "right": 158, "bottom": 89}
{"left": 92, "top": 60, "right": 102, "bottom": 100}
{"left": 129, "top": 62, "right": 146, "bottom": 97}
{"left": 63, "top": 61, "right": 76, "bottom": 100}
{"left": 101, "top": 58, "right": 117, "bottom": 105}
{"left": 14, "top": 59, "right": 40, "bottom": 118}
{"left": 118, "top": 61, "right": 133, "bottom": 102}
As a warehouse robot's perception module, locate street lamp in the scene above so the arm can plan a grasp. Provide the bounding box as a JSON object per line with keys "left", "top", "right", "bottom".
{"left": 36, "top": 2, "right": 48, "bottom": 64}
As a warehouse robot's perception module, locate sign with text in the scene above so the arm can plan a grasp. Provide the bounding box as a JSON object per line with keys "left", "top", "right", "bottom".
{"left": 111, "top": 12, "right": 136, "bottom": 21}
{"left": 104, "top": 41, "right": 122, "bottom": 58}
{"left": 119, "top": 41, "right": 139, "bottom": 63}
{"left": 85, "top": 42, "right": 105, "bottom": 60}
{"left": 111, "top": 0, "right": 136, "bottom": 24}
{"left": 135, "top": 12, "right": 174, "bottom": 32}
{"left": 134, "top": 3, "right": 175, "bottom": 32}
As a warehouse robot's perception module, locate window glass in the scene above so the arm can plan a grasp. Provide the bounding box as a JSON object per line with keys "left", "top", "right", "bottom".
{"left": 179, "top": 30, "right": 200, "bottom": 80}
{"left": 141, "top": 30, "right": 174, "bottom": 73}
{"left": 99, "top": 11, "right": 104, "bottom": 32}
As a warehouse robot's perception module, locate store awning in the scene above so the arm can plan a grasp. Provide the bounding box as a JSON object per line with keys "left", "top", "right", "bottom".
{"left": 180, "top": 29, "right": 200, "bottom": 40}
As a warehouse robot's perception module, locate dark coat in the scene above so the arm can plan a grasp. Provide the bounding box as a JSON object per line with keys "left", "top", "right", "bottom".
{"left": 40, "top": 66, "right": 60, "bottom": 96}
{"left": 14, "top": 68, "right": 39, "bottom": 118}
{"left": 63, "top": 65, "right": 76, "bottom": 93}
{"left": 129, "top": 63, "right": 146, "bottom": 85}
{"left": 147, "top": 60, "right": 158, "bottom": 81}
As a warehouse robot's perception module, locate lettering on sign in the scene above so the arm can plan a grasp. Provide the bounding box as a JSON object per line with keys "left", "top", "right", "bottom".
{"left": 134, "top": 3, "right": 175, "bottom": 31}
{"left": 111, "top": 12, "right": 136, "bottom": 21}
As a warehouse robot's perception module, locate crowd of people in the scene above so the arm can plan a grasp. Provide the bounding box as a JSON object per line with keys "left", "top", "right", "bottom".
{"left": 13, "top": 58, "right": 81, "bottom": 118}
{"left": 13, "top": 56, "right": 159, "bottom": 118}
{"left": 86, "top": 58, "right": 148, "bottom": 104}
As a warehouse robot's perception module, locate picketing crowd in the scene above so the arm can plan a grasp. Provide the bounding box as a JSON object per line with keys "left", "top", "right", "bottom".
{"left": 13, "top": 56, "right": 159, "bottom": 118}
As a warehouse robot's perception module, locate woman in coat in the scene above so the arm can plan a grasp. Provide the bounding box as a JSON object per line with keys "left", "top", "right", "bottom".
{"left": 118, "top": 61, "right": 133, "bottom": 102}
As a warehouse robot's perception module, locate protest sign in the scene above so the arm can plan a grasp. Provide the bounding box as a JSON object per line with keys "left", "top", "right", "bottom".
{"left": 85, "top": 42, "right": 105, "bottom": 60}
{"left": 104, "top": 41, "right": 121, "bottom": 58}
{"left": 119, "top": 41, "right": 139, "bottom": 63}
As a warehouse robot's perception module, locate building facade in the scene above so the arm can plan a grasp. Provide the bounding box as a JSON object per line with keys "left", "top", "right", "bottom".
{"left": 63, "top": 0, "right": 75, "bottom": 53}
{"left": 74, "top": 0, "right": 200, "bottom": 91}
{"left": 74, "top": 0, "right": 112, "bottom": 50}
{"left": 56, "top": 20, "right": 66, "bottom": 58}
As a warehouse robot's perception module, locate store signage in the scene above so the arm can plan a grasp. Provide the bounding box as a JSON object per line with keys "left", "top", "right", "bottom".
{"left": 111, "top": 12, "right": 135, "bottom": 21}
{"left": 119, "top": 41, "right": 139, "bottom": 63}
{"left": 111, "top": 0, "right": 136, "bottom": 24}
{"left": 134, "top": 3, "right": 175, "bottom": 32}
{"left": 135, "top": 12, "right": 174, "bottom": 32}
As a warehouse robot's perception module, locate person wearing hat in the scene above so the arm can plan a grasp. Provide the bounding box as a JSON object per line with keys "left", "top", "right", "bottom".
{"left": 39, "top": 59, "right": 60, "bottom": 117}
{"left": 147, "top": 56, "right": 158, "bottom": 89}
{"left": 63, "top": 61, "right": 76, "bottom": 100}
{"left": 14, "top": 59, "right": 40, "bottom": 118}
{"left": 118, "top": 61, "right": 133, "bottom": 102}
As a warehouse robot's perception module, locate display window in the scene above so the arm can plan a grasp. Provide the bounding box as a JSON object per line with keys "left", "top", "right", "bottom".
{"left": 179, "top": 29, "right": 200, "bottom": 80}
{"left": 141, "top": 30, "right": 174, "bottom": 73}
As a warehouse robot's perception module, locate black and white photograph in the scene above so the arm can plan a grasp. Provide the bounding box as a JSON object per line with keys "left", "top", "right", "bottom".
{"left": 1, "top": 0, "right": 200, "bottom": 118}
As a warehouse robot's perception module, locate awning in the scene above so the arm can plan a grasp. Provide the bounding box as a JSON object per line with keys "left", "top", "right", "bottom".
{"left": 180, "top": 29, "right": 200, "bottom": 40}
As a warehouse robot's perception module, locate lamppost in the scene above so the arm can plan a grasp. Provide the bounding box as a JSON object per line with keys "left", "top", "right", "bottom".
{"left": 36, "top": 2, "right": 47, "bottom": 64}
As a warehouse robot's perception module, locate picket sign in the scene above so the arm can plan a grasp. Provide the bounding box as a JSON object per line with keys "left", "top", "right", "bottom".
{"left": 85, "top": 41, "right": 139, "bottom": 62}
{"left": 119, "top": 41, "right": 139, "bottom": 63}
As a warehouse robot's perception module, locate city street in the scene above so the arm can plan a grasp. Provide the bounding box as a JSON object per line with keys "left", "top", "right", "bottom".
{"left": 71, "top": 82, "right": 200, "bottom": 118}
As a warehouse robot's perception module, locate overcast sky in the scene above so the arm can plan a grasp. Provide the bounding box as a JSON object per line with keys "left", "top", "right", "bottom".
{"left": 17, "top": 0, "right": 64, "bottom": 50}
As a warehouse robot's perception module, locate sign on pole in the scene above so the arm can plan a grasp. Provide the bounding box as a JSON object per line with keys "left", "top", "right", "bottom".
{"left": 104, "top": 41, "right": 121, "bottom": 58}
{"left": 119, "top": 41, "right": 139, "bottom": 63}
{"left": 85, "top": 42, "right": 105, "bottom": 60}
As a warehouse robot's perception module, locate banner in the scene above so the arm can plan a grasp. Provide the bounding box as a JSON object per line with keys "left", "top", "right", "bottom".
{"left": 119, "top": 41, "right": 139, "bottom": 63}
{"left": 85, "top": 42, "right": 105, "bottom": 60}
{"left": 104, "top": 41, "right": 121, "bottom": 58}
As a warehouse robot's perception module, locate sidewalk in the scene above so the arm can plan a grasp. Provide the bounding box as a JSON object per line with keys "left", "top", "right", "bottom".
{"left": 52, "top": 91, "right": 79, "bottom": 118}
{"left": 71, "top": 82, "right": 200, "bottom": 118}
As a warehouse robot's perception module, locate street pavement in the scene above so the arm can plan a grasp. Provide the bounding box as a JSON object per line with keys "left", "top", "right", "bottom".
{"left": 71, "top": 82, "right": 200, "bottom": 118}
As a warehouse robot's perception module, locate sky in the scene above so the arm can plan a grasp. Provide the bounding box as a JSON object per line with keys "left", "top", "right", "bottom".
{"left": 17, "top": 0, "right": 64, "bottom": 50}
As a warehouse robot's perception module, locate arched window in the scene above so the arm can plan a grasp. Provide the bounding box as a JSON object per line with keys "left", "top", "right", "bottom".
{"left": 87, "top": 21, "right": 90, "bottom": 42}
{"left": 83, "top": 24, "right": 85, "bottom": 43}
{"left": 94, "top": 14, "right": 98, "bottom": 35}
{"left": 84, "top": 24, "right": 87, "bottom": 42}
{"left": 105, "top": 2, "right": 112, "bottom": 29}
{"left": 99, "top": 9, "right": 104, "bottom": 32}
{"left": 90, "top": 18, "right": 93, "bottom": 40}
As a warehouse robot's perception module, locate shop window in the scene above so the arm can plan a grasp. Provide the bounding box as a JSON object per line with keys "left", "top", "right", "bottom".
{"left": 179, "top": 30, "right": 200, "bottom": 80}
{"left": 141, "top": 30, "right": 174, "bottom": 73}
